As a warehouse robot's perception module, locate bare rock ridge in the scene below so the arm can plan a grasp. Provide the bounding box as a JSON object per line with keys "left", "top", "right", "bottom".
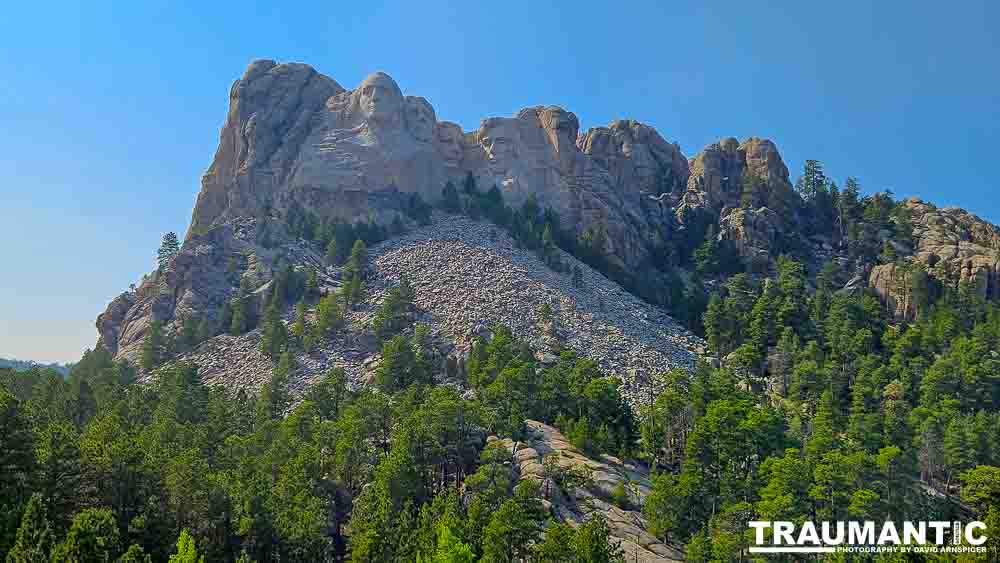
{"left": 97, "top": 59, "right": 1000, "bottom": 387}
{"left": 186, "top": 59, "right": 790, "bottom": 272}
{"left": 100, "top": 59, "right": 758, "bottom": 368}
{"left": 160, "top": 215, "right": 703, "bottom": 412}
{"left": 191, "top": 61, "right": 344, "bottom": 235}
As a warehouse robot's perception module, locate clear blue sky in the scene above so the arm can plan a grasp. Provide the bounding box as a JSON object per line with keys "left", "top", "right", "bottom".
{"left": 1, "top": 1, "right": 997, "bottom": 363}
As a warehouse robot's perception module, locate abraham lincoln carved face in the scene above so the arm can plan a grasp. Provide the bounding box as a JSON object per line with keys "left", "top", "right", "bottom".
{"left": 479, "top": 119, "right": 519, "bottom": 173}
{"left": 435, "top": 122, "right": 465, "bottom": 168}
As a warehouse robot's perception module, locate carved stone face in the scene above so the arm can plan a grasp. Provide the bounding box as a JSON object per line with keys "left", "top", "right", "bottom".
{"left": 404, "top": 96, "right": 436, "bottom": 142}
{"left": 357, "top": 72, "right": 403, "bottom": 125}
{"left": 435, "top": 122, "right": 464, "bottom": 168}
{"left": 541, "top": 107, "right": 579, "bottom": 144}
{"left": 480, "top": 120, "right": 519, "bottom": 172}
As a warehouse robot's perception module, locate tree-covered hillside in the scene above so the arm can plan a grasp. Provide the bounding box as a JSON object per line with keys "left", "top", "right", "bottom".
{"left": 3, "top": 161, "right": 1000, "bottom": 562}
{"left": 0, "top": 358, "right": 71, "bottom": 376}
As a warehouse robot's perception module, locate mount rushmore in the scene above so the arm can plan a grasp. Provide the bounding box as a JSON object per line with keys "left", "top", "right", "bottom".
{"left": 188, "top": 60, "right": 702, "bottom": 270}
{"left": 96, "top": 59, "right": 1000, "bottom": 382}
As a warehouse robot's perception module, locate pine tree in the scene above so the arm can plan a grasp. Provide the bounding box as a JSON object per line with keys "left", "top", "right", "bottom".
{"left": 326, "top": 235, "right": 340, "bottom": 265}
{"left": 258, "top": 352, "right": 293, "bottom": 420}
{"left": 480, "top": 482, "right": 546, "bottom": 562}
{"left": 346, "top": 239, "right": 368, "bottom": 279}
{"left": 314, "top": 292, "right": 344, "bottom": 337}
{"left": 195, "top": 318, "right": 212, "bottom": 344}
{"left": 375, "top": 335, "right": 419, "bottom": 392}
{"left": 807, "top": 389, "right": 839, "bottom": 459}
{"left": 838, "top": 177, "right": 862, "bottom": 242}
{"left": 373, "top": 286, "right": 410, "bottom": 340}
{"left": 140, "top": 319, "right": 164, "bottom": 371}
{"left": 795, "top": 159, "right": 826, "bottom": 201}
{"left": 259, "top": 300, "right": 288, "bottom": 360}
{"left": 35, "top": 422, "right": 84, "bottom": 530}
{"left": 400, "top": 273, "right": 415, "bottom": 302}
{"left": 944, "top": 417, "right": 973, "bottom": 487}
{"left": 179, "top": 316, "right": 198, "bottom": 353}
{"left": 292, "top": 299, "right": 307, "bottom": 339}
{"left": 533, "top": 523, "right": 576, "bottom": 562}
{"left": 50, "top": 508, "right": 120, "bottom": 563}
{"left": 442, "top": 180, "right": 461, "bottom": 213}
{"left": 168, "top": 529, "right": 205, "bottom": 563}
{"left": 230, "top": 297, "right": 246, "bottom": 336}
{"left": 305, "top": 268, "right": 319, "bottom": 299}
{"left": 6, "top": 493, "right": 54, "bottom": 563}
{"left": 118, "top": 544, "right": 153, "bottom": 563}
{"left": 538, "top": 302, "right": 553, "bottom": 325}
{"left": 880, "top": 240, "right": 898, "bottom": 264}
{"left": 570, "top": 517, "right": 625, "bottom": 563}
{"left": 157, "top": 231, "right": 180, "bottom": 271}
{"left": 341, "top": 275, "right": 365, "bottom": 309}
{"left": 702, "top": 293, "right": 727, "bottom": 356}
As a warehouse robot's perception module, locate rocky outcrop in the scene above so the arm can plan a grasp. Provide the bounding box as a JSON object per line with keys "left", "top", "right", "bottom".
{"left": 869, "top": 263, "right": 912, "bottom": 318}
{"left": 158, "top": 215, "right": 702, "bottom": 409}
{"left": 718, "top": 206, "right": 781, "bottom": 262}
{"left": 669, "top": 137, "right": 801, "bottom": 262}
{"left": 684, "top": 136, "right": 792, "bottom": 212}
{"left": 578, "top": 119, "right": 689, "bottom": 197}
{"left": 95, "top": 291, "right": 136, "bottom": 356}
{"left": 190, "top": 61, "right": 344, "bottom": 237}
{"left": 907, "top": 199, "right": 1000, "bottom": 298}
{"left": 492, "top": 421, "right": 684, "bottom": 562}
{"left": 684, "top": 137, "right": 745, "bottom": 209}
{"left": 100, "top": 218, "right": 334, "bottom": 363}
{"left": 867, "top": 198, "right": 1000, "bottom": 313}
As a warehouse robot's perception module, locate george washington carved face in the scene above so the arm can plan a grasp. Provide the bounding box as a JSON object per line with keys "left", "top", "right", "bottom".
{"left": 357, "top": 72, "right": 403, "bottom": 125}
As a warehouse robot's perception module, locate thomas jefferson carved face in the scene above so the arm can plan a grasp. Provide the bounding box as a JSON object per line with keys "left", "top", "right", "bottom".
{"left": 404, "top": 96, "right": 436, "bottom": 142}
{"left": 357, "top": 72, "right": 403, "bottom": 125}
{"left": 435, "top": 122, "right": 464, "bottom": 168}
